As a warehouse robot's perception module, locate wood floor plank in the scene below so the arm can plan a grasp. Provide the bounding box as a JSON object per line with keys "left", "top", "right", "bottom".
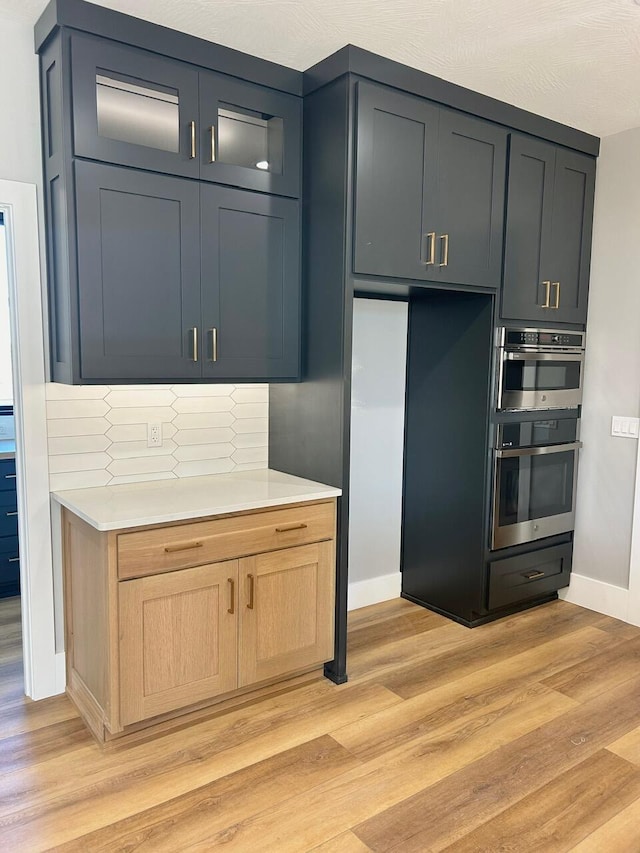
{"left": 379, "top": 601, "right": 610, "bottom": 700}
{"left": 0, "top": 717, "right": 91, "bottom": 774}
{"left": 334, "top": 625, "right": 614, "bottom": 761}
{"left": 541, "top": 634, "right": 640, "bottom": 702}
{"left": 49, "top": 735, "right": 360, "bottom": 853}
{"left": 353, "top": 675, "right": 640, "bottom": 853}
{"left": 570, "top": 797, "right": 640, "bottom": 851}
{"left": 0, "top": 682, "right": 400, "bottom": 849}
{"left": 348, "top": 607, "right": 446, "bottom": 654}
{"left": 442, "top": 749, "right": 640, "bottom": 852}
{"left": 175, "top": 685, "right": 576, "bottom": 852}
{"left": 309, "top": 830, "right": 373, "bottom": 852}
{"left": 607, "top": 724, "right": 640, "bottom": 767}
{"left": 0, "top": 694, "right": 78, "bottom": 739}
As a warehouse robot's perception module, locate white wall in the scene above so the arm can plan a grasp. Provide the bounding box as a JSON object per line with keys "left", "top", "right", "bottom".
{"left": 572, "top": 127, "right": 640, "bottom": 590}
{"left": 348, "top": 298, "right": 408, "bottom": 609}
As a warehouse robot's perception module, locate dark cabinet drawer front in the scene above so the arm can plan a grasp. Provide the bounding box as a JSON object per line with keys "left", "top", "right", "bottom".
{"left": 0, "top": 536, "right": 20, "bottom": 598}
{"left": 487, "top": 542, "right": 572, "bottom": 611}
{"left": 0, "top": 458, "right": 16, "bottom": 491}
{"left": 0, "top": 493, "right": 18, "bottom": 538}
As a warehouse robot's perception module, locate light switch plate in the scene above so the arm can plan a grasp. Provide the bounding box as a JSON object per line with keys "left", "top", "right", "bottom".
{"left": 612, "top": 416, "right": 640, "bottom": 439}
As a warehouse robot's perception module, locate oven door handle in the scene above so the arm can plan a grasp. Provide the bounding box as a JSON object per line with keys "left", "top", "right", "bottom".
{"left": 504, "top": 352, "right": 584, "bottom": 362}
{"left": 496, "top": 441, "right": 583, "bottom": 459}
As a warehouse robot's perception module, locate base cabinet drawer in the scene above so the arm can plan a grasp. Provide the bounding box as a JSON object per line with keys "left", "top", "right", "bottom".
{"left": 0, "top": 458, "right": 16, "bottom": 491}
{"left": 0, "top": 492, "right": 18, "bottom": 538}
{"left": 487, "top": 542, "right": 572, "bottom": 611}
{"left": 0, "top": 536, "right": 19, "bottom": 598}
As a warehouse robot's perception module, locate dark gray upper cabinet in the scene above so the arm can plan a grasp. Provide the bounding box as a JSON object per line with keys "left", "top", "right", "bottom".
{"left": 353, "top": 81, "right": 507, "bottom": 289}
{"left": 70, "top": 33, "right": 301, "bottom": 197}
{"left": 199, "top": 73, "right": 301, "bottom": 197}
{"left": 201, "top": 186, "right": 300, "bottom": 380}
{"left": 502, "top": 135, "right": 595, "bottom": 325}
{"left": 353, "top": 82, "right": 439, "bottom": 281}
{"left": 71, "top": 33, "right": 201, "bottom": 179}
{"left": 75, "top": 161, "right": 202, "bottom": 381}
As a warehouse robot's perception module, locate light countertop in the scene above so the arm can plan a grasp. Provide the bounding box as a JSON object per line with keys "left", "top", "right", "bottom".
{"left": 51, "top": 468, "right": 342, "bottom": 531}
{"left": 0, "top": 440, "right": 16, "bottom": 460}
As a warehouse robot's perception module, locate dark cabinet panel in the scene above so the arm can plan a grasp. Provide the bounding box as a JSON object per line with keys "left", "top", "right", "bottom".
{"left": 75, "top": 161, "right": 202, "bottom": 381}
{"left": 0, "top": 536, "right": 19, "bottom": 599}
{"left": 502, "top": 135, "right": 595, "bottom": 325}
{"left": 201, "top": 186, "right": 300, "bottom": 380}
{"left": 0, "top": 458, "right": 16, "bottom": 492}
{"left": 436, "top": 110, "right": 507, "bottom": 289}
{"left": 487, "top": 541, "right": 572, "bottom": 611}
{"left": 549, "top": 149, "right": 595, "bottom": 324}
{"left": 199, "top": 72, "right": 301, "bottom": 197}
{"left": 353, "top": 81, "right": 506, "bottom": 289}
{"left": 71, "top": 33, "right": 201, "bottom": 178}
{"left": 502, "top": 136, "right": 555, "bottom": 322}
{"left": 354, "top": 82, "right": 439, "bottom": 281}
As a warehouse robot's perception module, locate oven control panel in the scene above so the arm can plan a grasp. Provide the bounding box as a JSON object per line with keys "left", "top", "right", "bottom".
{"left": 502, "top": 328, "right": 585, "bottom": 349}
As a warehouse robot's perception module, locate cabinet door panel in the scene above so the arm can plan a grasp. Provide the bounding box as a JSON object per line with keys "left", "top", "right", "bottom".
{"left": 199, "top": 72, "right": 301, "bottom": 197}
{"left": 201, "top": 185, "right": 300, "bottom": 380}
{"left": 436, "top": 111, "right": 507, "bottom": 288}
{"left": 238, "top": 541, "right": 335, "bottom": 687}
{"left": 75, "top": 162, "right": 201, "bottom": 381}
{"left": 550, "top": 149, "right": 595, "bottom": 325}
{"left": 119, "top": 561, "right": 238, "bottom": 725}
{"left": 71, "top": 33, "right": 200, "bottom": 178}
{"left": 502, "top": 135, "right": 556, "bottom": 322}
{"left": 354, "top": 81, "right": 439, "bottom": 281}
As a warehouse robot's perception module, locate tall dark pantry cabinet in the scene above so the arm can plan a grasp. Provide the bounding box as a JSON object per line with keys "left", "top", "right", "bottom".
{"left": 270, "top": 48, "right": 598, "bottom": 681}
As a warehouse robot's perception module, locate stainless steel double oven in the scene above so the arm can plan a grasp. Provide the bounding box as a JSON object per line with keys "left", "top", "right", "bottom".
{"left": 492, "top": 328, "right": 585, "bottom": 550}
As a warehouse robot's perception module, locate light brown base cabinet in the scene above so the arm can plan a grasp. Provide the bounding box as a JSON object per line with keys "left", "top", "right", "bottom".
{"left": 62, "top": 499, "right": 337, "bottom": 742}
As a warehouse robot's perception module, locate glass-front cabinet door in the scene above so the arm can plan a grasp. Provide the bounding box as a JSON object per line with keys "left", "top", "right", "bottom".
{"left": 198, "top": 71, "right": 301, "bottom": 197}
{"left": 71, "top": 34, "right": 200, "bottom": 178}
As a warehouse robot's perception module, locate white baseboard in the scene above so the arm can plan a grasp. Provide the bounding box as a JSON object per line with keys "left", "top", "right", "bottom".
{"left": 348, "top": 572, "right": 401, "bottom": 611}
{"left": 560, "top": 573, "right": 629, "bottom": 621}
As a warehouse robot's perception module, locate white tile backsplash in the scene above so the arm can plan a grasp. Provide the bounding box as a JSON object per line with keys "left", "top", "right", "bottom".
{"left": 46, "top": 383, "right": 269, "bottom": 490}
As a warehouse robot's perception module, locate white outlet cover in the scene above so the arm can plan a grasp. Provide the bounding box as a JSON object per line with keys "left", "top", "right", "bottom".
{"left": 611, "top": 416, "right": 640, "bottom": 439}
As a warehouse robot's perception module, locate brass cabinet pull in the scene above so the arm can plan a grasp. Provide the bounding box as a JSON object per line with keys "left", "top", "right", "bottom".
{"left": 552, "top": 281, "right": 560, "bottom": 309}
{"left": 424, "top": 232, "right": 436, "bottom": 265}
{"left": 439, "top": 233, "right": 449, "bottom": 267}
{"left": 191, "top": 327, "right": 198, "bottom": 362}
{"left": 5, "top": 511, "right": 17, "bottom": 517}
{"left": 189, "top": 120, "right": 197, "bottom": 159}
{"left": 523, "top": 570, "right": 545, "bottom": 580}
{"left": 275, "top": 523, "right": 308, "bottom": 533}
{"left": 4, "top": 474, "right": 16, "bottom": 480}
{"left": 210, "top": 327, "right": 218, "bottom": 362}
{"left": 210, "top": 125, "right": 216, "bottom": 163}
{"left": 227, "top": 577, "right": 235, "bottom": 614}
{"left": 8, "top": 557, "right": 19, "bottom": 563}
{"left": 247, "top": 573, "right": 255, "bottom": 610}
{"left": 163, "top": 541, "right": 203, "bottom": 553}
{"left": 541, "top": 281, "right": 551, "bottom": 308}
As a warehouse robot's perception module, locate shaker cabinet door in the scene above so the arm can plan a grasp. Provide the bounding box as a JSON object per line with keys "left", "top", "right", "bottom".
{"left": 200, "top": 185, "right": 300, "bottom": 381}
{"left": 199, "top": 71, "right": 301, "bottom": 197}
{"left": 119, "top": 561, "right": 239, "bottom": 726}
{"left": 436, "top": 110, "right": 507, "bottom": 289}
{"left": 502, "top": 135, "right": 556, "bottom": 322}
{"left": 71, "top": 33, "right": 200, "bottom": 178}
{"left": 238, "top": 542, "right": 335, "bottom": 688}
{"left": 353, "top": 81, "right": 439, "bottom": 281}
{"left": 75, "top": 161, "right": 202, "bottom": 381}
{"left": 548, "top": 149, "right": 595, "bottom": 325}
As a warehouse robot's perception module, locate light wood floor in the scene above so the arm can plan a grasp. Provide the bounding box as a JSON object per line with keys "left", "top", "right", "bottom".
{"left": 2, "top": 595, "right": 640, "bottom": 851}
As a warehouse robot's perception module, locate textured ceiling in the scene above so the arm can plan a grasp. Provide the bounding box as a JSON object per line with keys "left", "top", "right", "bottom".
{"left": 3, "top": 0, "right": 640, "bottom": 137}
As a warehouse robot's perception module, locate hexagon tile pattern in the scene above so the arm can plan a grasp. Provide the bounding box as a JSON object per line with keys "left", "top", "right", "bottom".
{"left": 45, "top": 383, "right": 268, "bottom": 491}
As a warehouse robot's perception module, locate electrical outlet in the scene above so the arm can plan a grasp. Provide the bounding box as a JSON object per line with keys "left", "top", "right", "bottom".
{"left": 147, "top": 423, "right": 162, "bottom": 448}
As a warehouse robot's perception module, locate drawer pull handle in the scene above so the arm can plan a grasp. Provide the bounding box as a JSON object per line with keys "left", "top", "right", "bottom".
{"left": 5, "top": 511, "right": 17, "bottom": 517}
{"left": 275, "top": 523, "right": 308, "bottom": 533}
{"left": 4, "top": 474, "right": 16, "bottom": 480}
{"left": 227, "top": 577, "right": 235, "bottom": 614}
{"left": 189, "top": 120, "right": 197, "bottom": 159}
{"left": 8, "top": 557, "right": 19, "bottom": 563}
{"left": 247, "top": 573, "right": 255, "bottom": 610}
{"left": 163, "top": 541, "right": 203, "bottom": 554}
{"left": 523, "top": 570, "right": 545, "bottom": 580}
